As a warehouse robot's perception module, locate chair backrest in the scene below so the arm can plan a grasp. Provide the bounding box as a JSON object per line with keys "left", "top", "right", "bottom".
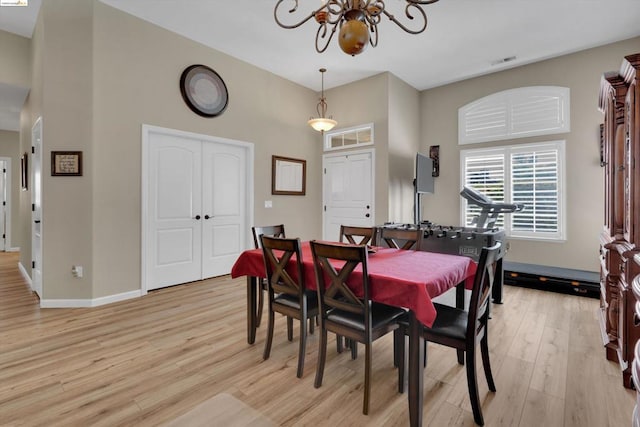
{"left": 252, "top": 224, "right": 285, "bottom": 249}
{"left": 310, "top": 241, "right": 371, "bottom": 327}
{"left": 467, "top": 242, "right": 501, "bottom": 338}
{"left": 339, "top": 225, "right": 377, "bottom": 246}
{"left": 260, "top": 235, "right": 305, "bottom": 299}
{"left": 379, "top": 227, "right": 421, "bottom": 250}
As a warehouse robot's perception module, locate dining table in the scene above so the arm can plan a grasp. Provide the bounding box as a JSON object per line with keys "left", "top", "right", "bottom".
{"left": 231, "top": 241, "right": 476, "bottom": 427}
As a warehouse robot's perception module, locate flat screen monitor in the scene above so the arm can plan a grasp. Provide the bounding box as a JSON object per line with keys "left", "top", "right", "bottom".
{"left": 416, "top": 153, "right": 434, "bottom": 194}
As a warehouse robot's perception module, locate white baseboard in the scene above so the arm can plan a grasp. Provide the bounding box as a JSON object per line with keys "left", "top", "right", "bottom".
{"left": 6, "top": 247, "right": 20, "bottom": 252}
{"left": 40, "top": 289, "right": 142, "bottom": 308}
{"left": 14, "top": 263, "right": 142, "bottom": 308}
{"left": 17, "top": 261, "right": 33, "bottom": 291}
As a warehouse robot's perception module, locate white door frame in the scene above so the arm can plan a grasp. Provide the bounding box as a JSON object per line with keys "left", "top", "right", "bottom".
{"left": 322, "top": 147, "right": 376, "bottom": 240}
{"left": 140, "top": 124, "right": 254, "bottom": 294}
{"left": 0, "top": 158, "right": 10, "bottom": 251}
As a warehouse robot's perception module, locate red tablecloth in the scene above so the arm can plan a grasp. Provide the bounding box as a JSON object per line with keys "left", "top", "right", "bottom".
{"left": 231, "top": 242, "right": 476, "bottom": 328}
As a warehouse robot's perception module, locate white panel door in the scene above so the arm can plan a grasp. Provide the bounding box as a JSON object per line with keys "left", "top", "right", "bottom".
{"left": 148, "top": 133, "right": 202, "bottom": 290}
{"left": 31, "top": 118, "right": 42, "bottom": 298}
{"left": 0, "top": 161, "right": 5, "bottom": 251}
{"left": 323, "top": 151, "right": 374, "bottom": 241}
{"left": 201, "top": 142, "right": 246, "bottom": 278}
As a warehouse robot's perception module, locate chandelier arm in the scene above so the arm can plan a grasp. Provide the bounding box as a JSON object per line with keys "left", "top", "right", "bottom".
{"left": 315, "top": 22, "right": 339, "bottom": 53}
{"left": 406, "top": 0, "right": 440, "bottom": 4}
{"left": 369, "top": 22, "right": 379, "bottom": 48}
{"left": 274, "top": 0, "right": 320, "bottom": 29}
{"left": 382, "top": 5, "right": 428, "bottom": 35}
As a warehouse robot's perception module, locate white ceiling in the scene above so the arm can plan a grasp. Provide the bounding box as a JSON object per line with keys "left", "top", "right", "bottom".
{"left": 1, "top": 0, "right": 640, "bottom": 131}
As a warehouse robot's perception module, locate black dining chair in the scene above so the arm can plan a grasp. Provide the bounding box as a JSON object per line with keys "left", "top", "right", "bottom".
{"left": 397, "top": 242, "right": 501, "bottom": 425}
{"left": 378, "top": 227, "right": 421, "bottom": 250}
{"left": 251, "top": 225, "right": 285, "bottom": 329}
{"left": 310, "top": 240, "right": 406, "bottom": 415}
{"left": 337, "top": 225, "right": 378, "bottom": 357}
{"left": 339, "top": 225, "right": 377, "bottom": 246}
{"left": 260, "top": 235, "right": 319, "bottom": 378}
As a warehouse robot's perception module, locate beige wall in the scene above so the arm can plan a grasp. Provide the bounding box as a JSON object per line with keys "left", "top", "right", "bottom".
{"left": 90, "top": 2, "right": 321, "bottom": 298}
{"left": 419, "top": 37, "right": 640, "bottom": 272}
{"left": 388, "top": 74, "right": 420, "bottom": 224}
{"left": 324, "top": 73, "right": 390, "bottom": 224}
{"left": 0, "top": 29, "right": 30, "bottom": 88}
{"left": 12, "top": 0, "right": 640, "bottom": 302}
{"left": 0, "top": 130, "right": 20, "bottom": 249}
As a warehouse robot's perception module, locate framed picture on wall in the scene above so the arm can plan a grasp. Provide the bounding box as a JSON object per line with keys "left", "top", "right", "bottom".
{"left": 272, "top": 155, "right": 306, "bottom": 195}
{"left": 51, "top": 151, "right": 83, "bottom": 176}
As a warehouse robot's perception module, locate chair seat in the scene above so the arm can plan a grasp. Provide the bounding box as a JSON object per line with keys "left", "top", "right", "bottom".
{"left": 427, "top": 302, "right": 468, "bottom": 341}
{"left": 327, "top": 302, "right": 406, "bottom": 332}
{"left": 274, "top": 290, "right": 318, "bottom": 310}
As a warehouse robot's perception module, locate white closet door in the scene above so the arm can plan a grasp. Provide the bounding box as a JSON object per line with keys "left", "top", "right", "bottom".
{"left": 147, "top": 133, "right": 202, "bottom": 290}
{"left": 202, "top": 142, "right": 246, "bottom": 278}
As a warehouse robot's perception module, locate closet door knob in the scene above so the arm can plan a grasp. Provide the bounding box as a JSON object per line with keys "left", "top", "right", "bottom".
{"left": 204, "top": 215, "right": 211, "bottom": 220}
{"left": 194, "top": 215, "right": 201, "bottom": 220}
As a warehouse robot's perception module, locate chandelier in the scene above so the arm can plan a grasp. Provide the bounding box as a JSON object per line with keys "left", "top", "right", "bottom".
{"left": 308, "top": 68, "right": 337, "bottom": 132}
{"left": 274, "top": 0, "right": 440, "bottom": 56}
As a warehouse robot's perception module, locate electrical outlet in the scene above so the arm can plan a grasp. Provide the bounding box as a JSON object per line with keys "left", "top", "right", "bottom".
{"left": 265, "top": 200, "right": 273, "bottom": 208}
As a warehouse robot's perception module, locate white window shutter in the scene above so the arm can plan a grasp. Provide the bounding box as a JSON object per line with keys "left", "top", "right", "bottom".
{"left": 459, "top": 87, "right": 570, "bottom": 145}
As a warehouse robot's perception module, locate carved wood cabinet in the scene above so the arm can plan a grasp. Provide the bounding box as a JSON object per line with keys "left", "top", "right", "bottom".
{"left": 598, "top": 53, "right": 640, "bottom": 389}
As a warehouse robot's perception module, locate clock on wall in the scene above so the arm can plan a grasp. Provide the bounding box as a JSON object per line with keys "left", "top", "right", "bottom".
{"left": 179, "top": 64, "right": 229, "bottom": 117}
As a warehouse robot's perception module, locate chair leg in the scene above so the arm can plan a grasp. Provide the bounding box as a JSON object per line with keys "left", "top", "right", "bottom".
{"left": 350, "top": 340, "right": 358, "bottom": 360}
{"left": 393, "top": 328, "right": 401, "bottom": 367}
{"left": 465, "top": 346, "right": 484, "bottom": 426}
{"left": 424, "top": 340, "right": 428, "bottom": 367}
{"left": 363, "top": 342, "right": 371, "bottom": 415}
{"left": 314, "top": 326, "right": 328, "bottom": 388}
{"left": 457, "top": 349, "right": 464, "bottom": 365}
{"left": 309, "top": 317, "right": 315, "bottom": 335}
{"left": 395, "top": 329, "right": 405, "bottom": 393}
{"left": 256, "top": 285, "right": 264, "bottom": 327}
{"left": 481, "top": 333, "right": 496, "bottom": 392}
{"left": 287, "top": 316, "right": 293, "bottom": 341}
{"left": 297, "top": 316, "right": 307, "bottom": 378}
{"left": 336, "top": 335, "right": 344, "bottom": 353}
{"left": 263, "top": 306, "right": 275, "bottom": 360}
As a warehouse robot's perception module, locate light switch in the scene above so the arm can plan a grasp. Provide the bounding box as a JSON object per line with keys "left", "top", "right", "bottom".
{"left": 265, "top": 200, "right": 273, "bottom": 208}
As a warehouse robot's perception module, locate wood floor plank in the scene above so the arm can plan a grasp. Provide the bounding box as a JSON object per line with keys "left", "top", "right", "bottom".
{"left": 0, "top": 251, "right": 635, "bottom": 426}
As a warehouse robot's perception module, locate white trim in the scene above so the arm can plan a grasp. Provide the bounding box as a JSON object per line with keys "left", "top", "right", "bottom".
{"left": 40, "top": 290, "right": 142, "bottom": 308}
{"left": 140, "top": 124, "right": 254, "bottom": 295}
{"left": 323, "top": 122, "right": 374, "bottom": 152}
{"left": 18, "top": 261, "right": 32, "bottom": 290}
{"left": 6, "top": 247, "right": 20, "bottom": 252}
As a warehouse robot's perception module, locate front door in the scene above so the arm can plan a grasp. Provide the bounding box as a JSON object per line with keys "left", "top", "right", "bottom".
{"left": 323, "top": 149, "right": 375, "bottom": 241}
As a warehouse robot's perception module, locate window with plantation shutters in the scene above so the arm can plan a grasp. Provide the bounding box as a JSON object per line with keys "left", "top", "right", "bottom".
{"left": 460, "top": 141, "right": 565, "bottom": 241}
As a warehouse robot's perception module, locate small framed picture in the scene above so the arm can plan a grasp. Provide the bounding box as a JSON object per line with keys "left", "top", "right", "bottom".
{"left": 272, "top": 155, "right": 306, "bottom": 196}
{"left": 51, "top": 151, "right": 82, "bottom": 176}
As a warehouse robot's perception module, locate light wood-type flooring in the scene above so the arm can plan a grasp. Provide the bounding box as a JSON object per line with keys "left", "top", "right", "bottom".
{"left": 0, "top": 251, "right": 635, "bottom": 426}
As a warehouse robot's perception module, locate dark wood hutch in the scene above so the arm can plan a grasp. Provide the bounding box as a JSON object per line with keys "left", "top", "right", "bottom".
{"left": 598, "top": 53, "right": 640, "bottom": 397}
